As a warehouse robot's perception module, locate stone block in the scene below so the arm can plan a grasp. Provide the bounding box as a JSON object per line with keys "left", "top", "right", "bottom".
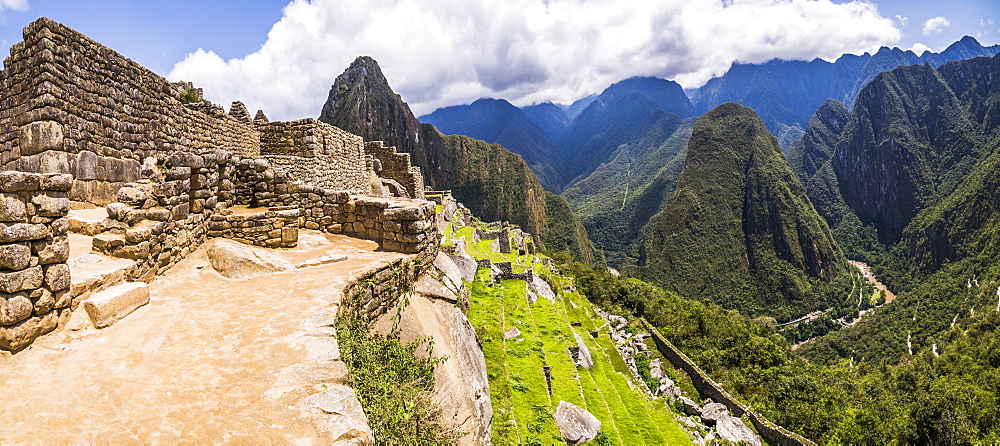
{"left": 83, "top": 282, "right": 150, "bottom": 329}
{"left": 0, "top": 243, "right": 31, "bottom": 270}
{"left": 32, "top": 234, "right": 69, "bottom": 265}
{"left": 0, "top": 194, "right": 27, "bottom": 222}
{"left": 281, "top": 226, "right": 298, "bottom": 243}
{"left": 0, "top": 311, "right": 57, "bottom": 351}
{"left": 76, "top": 150, "right": 98, "bottom": 180}
{"left": 32, "top": 288, "right": 54, "bottom": 315}
{"left": 0, "top": 294, "right": 33, "bottom": 325}
{"left": 31, "top": 191, "right": 70, "bottom": 217}
{"left": 0, "top": 222, "right": 49, "bottom": 243}
{"left": 0, "top": 172, "right": 40, "bottom": 192}
{"left": 92, "top": 233, "right": 125, "bottom": 250}
{"left": 39, "top": 173, "right": 73, "bottom": 192}
{"left": 18, "top": 121, "right": 64, "bottom": 156}
{"left": 0, "top": 266, "right": 43, "bottom": 293}
{"left": 36, "top": 150, "right": 75, "bottom": 174}
{"left": 43, "top": 263, "right": 70, "bottom": 291}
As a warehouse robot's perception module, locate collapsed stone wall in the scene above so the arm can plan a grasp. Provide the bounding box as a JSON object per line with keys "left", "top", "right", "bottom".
{"left": 0, "top": 171, "right": 72, "bottom": 351}
{"left": 259, "top": 119, "right": 373, "bottom": 193}
{"left": 364, "top": 142, "right": 424, "bottom": 199}
{"left": 644, "top": 323, "right": 814, "bottom": 446}
{"left": 0, "top": 18, "right": 261, "bottom": 205}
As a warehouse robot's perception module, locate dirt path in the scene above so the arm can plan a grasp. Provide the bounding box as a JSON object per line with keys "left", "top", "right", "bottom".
{"left": 0, "top": 231, "right": 405, "bottom": 443}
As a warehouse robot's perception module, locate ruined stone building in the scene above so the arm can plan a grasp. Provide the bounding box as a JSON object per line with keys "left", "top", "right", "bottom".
{"left": 0, "top": 17, "right": 438, "bottom": 351}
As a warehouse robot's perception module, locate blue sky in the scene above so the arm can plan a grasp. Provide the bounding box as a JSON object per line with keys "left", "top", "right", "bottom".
{"left": 0, "top": 0, "right": 995, "bottom": 120}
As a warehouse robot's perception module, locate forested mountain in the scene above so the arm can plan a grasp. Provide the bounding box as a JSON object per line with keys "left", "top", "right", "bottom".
{"left": 798, "top": 53, "right": 1000, "bottom": 364}
{"left": 320, "top": 56, "right": 595, "bottom": 264}
{"left": 419, "top": 98, "right": 565, "bottom": 190}
{"left": 416, "top": 37, "right": 1000, "bottom": 270}
{"left": 638, "top": 103, "right": 848, "bottom": 319}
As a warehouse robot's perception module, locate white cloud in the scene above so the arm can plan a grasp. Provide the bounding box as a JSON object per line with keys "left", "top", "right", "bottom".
{"left": 907, "top": 42, "right": 932, "bottom": 56}
{"left": 0, "top": 0, "right": 27, "bottom": 12}
{"left": 896, "top": 14, "right": 908, "bottom": 26}
{"left": 923, "top": 16, "right": 950, "bottom": 36}
{"left": 169, "top": 0, "right": 902, "bottom": 120}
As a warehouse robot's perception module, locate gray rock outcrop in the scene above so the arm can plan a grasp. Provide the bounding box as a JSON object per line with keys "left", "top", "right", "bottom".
{"left": 716, "top": 416, "right": 761, "bottom": 446}
{"left": 572, "top": 332, "right": 594, "bottom": 369}
{"left": 308, "top": 384, "right": 375, "bottom": 444}
{"left": 206, "top": 238, "right": 294, "bottom": 279}
{"left": 371, "top": 291, "right": 492, "bottom": 444}
{"left": 554, "top": 400, "right": 601, "bottom": 444}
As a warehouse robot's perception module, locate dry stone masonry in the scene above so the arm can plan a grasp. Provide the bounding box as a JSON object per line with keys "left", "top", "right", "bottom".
{"left": 0, "top": 171, "right": 72, "bottom": 350}
{"left": 0, "top": 17, "right": 444, "bottom": 351}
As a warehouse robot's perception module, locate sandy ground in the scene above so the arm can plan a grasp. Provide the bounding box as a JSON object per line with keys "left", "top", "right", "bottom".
{"left": 0, "top": 231, "right": 406, "bottom": 444}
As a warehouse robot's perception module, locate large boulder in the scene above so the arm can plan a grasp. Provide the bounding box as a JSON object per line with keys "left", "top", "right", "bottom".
{"left": 700, "top": 400, "right": 729, "bottom": 425}
{"left": 679, "top": 396, "right": 701, "bottom": 416}
{"left": 431, "top": 252, "right": 467, "bottom": 301}
{"left": 83, "top": 281, "right": 150, "bottom": 328}
{"left": 371, "top": 293, "right": 493, "bottom": 444}
{"left": 206, "top": 238, "right": 293, "bottom": 279}
{"left": 572, "top": 332, "right": 594, "bottom": 369}
{"left": 529, "top": 274, "right": 555, "bottom": 301}
{"left": 554, "top": 400, "right": 601, "bottom": 444}
{"left": 715, "top": 416, "right": 761, "bottom": 446}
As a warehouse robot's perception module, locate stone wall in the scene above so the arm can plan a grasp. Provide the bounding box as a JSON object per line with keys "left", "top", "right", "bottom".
{"left": 259, "top": 119, "right": 373, "bottom": 193}
{"left": 364, "top": 141, "right": 424, "bottom": 199}
{"left": 208, "top": 207, "right": 299, "bottom": 248}
{"left": 0, "top": 18, "right": 261, "bottom": 206}
{"left": 0, "top": 171, "right": 72, "bottom": 351}
{"left": 91, "top": 150, "right": 234, "bottom": 281}
{"left": 644, "top": 322, "right": 815, "bottom": 446}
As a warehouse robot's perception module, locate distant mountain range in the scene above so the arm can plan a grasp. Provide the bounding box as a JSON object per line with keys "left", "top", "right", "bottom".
{"left": 418, "top": 36, "right": 1000, "bottom": 267}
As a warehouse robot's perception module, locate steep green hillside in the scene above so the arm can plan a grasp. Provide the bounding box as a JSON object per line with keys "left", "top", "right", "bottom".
{"left": 561, "top": 77, "right": 692, "bottom": 186}
{"left": 543, "top": 191, "right": 598, "bottom": 266}
{"left": 562, "top": 119, "right": 694, "bottom": 267}
{"left": 319, "top": 56, "right": 595, "bottom": 264}
{"left": 641, "top": 103, "right": 848, "bottom": 319}
{"left": 787, "top": 99, "right": 850, "bottom": 183}
{"left": 833, "top": 62, "right": 980, "bottom": 244}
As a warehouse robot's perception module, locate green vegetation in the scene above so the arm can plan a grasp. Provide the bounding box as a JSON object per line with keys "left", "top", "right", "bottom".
{"left": 336, "top": 316, "right": 459, "bottom": 444}
{"left": 179, "top": 88, "right": 200, "bottom": 104}
{"left": 562, "top": 119, "right": 693, "bottom": 267}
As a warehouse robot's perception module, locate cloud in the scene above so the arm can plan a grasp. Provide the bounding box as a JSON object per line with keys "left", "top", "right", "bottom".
{"left": 896, "top": 14, "right": 908, "bottom": 26}
{"left": 923, "top": 16, "right": 950, "bottom": 36}
{"left": 170, "top": 0, "right": 902, "bottom": 120}
{"left": 907, "top": 43, "right": 932, "bottom": 56}
{"left": 0, "top": 0, "right": 27, "bottom": 12}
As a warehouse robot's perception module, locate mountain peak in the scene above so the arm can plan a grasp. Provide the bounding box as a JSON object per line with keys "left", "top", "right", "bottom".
{"left": 319, "top": 55, "right": 421, "bottom": 155}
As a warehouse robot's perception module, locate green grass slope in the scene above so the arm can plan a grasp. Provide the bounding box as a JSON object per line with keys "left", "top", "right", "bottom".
{"left": 449, "top": 224, "right": 689, "bottom": 445}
